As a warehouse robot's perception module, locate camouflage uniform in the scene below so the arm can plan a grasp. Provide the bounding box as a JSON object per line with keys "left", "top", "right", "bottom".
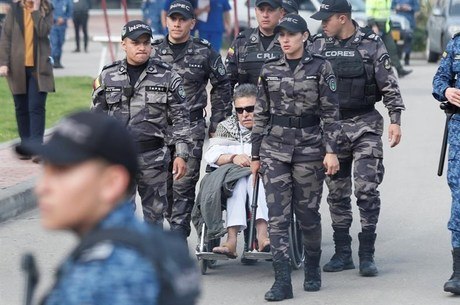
{"left": 225, "top": 27, "right": 282, "bottom": 91}
{"left": 432, "top": 35, "right": 460, "bottom": 248}
{"left": 151, "top": 37, "right": 231, "bottom": 236}
{"left": 252, "top": 51, "right": 340, "bottom": 261}
{"left": 92, "top": 58, "right": 190, "bottom": 225}
{"left": 42, "top": 203, "right": 159, "bottom": 304}
{"left": 308, "top": 23, "right": 405, "bottom": 234}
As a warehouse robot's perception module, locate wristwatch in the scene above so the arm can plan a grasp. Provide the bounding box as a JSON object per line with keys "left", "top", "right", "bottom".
{"left": 175, "top": 153, "right": 189, "bottom": 162}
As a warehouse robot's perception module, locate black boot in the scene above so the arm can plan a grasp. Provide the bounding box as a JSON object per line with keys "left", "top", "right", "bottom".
{"left": 323, "top": 232, "right": 355, "bottom": 272}
{"left": 264, "top": 260, "right": 293, "bottom": 301}
{"left": 304, "top": 250, "right": 321, "bottom": 291}
{"left": 53, "top": 57, "right": 64, "bottom": 69}
{"left": 444, "top": 248, "right": 460, "bottom": 294}
{"left": 358, "top": 232, "right": 378, "bottom": 276}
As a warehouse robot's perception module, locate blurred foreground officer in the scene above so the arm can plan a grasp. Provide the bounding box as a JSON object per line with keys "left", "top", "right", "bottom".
{"left": 432, "top": 34, "right": 460, "bottom": 295}
{"left": 251, "top": 14, "right": 340, "bottom": 301}
{"left": 151, "top": 0, "right": 231, "bottom": 238}
{"left": 225, "top": 0, "right": 283, "bottom": 92}
{"left": 309, "top": 0, "right": 405, "bottom": 276}
{"left": 92, "top": 20, "right": 191, "bottom": 226}
{"left": 16, "top": 111, "right": 160, "bottom": 304}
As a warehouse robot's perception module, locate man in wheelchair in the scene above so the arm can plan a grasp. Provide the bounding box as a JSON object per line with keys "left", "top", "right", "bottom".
{"left": 195, "top": 84, "right": 270, "bottom": 259}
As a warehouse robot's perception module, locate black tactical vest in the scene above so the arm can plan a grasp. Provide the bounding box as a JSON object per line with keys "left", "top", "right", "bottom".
{"left": 238, "top": 35, "right": 282, "bottom": 85}
{"left": 322, "top": 40, "right": 381, "bottom": 110}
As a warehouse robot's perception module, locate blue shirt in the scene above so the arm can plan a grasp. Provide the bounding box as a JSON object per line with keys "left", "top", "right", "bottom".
{"left": 42, "top": 202, "right": 159, "bottom": 305}
{"left": 196, "top": 0, "right": 231, "bottom": 33}
{"left": 142, "top": 0, "right": 164, "bottom": 34}
{"left": 52, "top": 0, "right": 73, "bottom": 21}
{"left": 390, "top": 0, "right": 420, "bottom": 29}
{"left": 433, "top": 35, "right": 460, "bottom": 102}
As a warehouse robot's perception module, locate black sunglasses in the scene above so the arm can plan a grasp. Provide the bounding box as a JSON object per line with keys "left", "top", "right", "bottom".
{"left": 235, "top": 106, "right": 255, "bottom": 114}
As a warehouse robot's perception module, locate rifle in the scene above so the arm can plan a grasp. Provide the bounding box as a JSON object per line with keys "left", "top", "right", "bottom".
{"left": 21, "top": 253, "right": 39, "bottom": 305}
{"left": 438, "top": 102, "right": 458, "bottom": 176}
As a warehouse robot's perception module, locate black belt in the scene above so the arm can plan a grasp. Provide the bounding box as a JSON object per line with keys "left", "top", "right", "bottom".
{"left": 271, "top": 114, "right": 320, "bottom": 128}
{"left": 190, "top": 108, "right": 204, "bottom": 122}
{"left": 137, "top": 137, "right": 164, "bottom": 153}
{"left": 340, "top": 106, "right": 375, "bottom": 120}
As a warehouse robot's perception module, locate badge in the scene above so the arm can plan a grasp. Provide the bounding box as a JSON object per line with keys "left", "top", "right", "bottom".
{"left": 454, "top": 54, "right": 460, "bottom": 60}
{"left": 178, "top": 85, "right": 186, "bottom": 99}
{"left": 146, "top": 86, "right": 167, "bottom": 92}
{"left": 106, "top": 86, "right": 122, "bottom": 92}
{"left": 326, "top": 75, "right": 336, "bottom": 92}
{"left": 93, "top": 76, "right": 101, "bottom": 90}
{"left": 162, "top": 49, "right": 167, "bottom": 55}
{"left": 251, "top": 35, "right": 257, "bottom": 42}
{"left": 217, "top": 64, "right": 226, "bottom": 76}
{"left": 384, "top": 58, "right": 391, "bottom": 70}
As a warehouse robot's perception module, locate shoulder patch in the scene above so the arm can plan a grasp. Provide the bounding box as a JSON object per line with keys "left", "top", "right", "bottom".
{"left": 193, "top": 37, "right": 211, "bottom": 47}
{"left": 326, "top": 74, "right": 337, "bottom": 92}
{"left": 363, "top": 31, "right": 379, "bottom": 42}
{"left": 151, "top": 38, "right": 164, "bottom": 46}
{"left": 101, "top": 60, "right": 121, "bottom": 71}
{"left": 93, "top": 76, "right": 102, "bottom": 90}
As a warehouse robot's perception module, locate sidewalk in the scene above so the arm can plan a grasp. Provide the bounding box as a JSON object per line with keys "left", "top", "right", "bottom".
{"left": 0, "top": 11, "right": 143, "bottom": 222}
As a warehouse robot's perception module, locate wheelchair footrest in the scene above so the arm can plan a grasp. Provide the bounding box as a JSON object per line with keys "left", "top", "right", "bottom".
{"left": 242, "top": 251, "right": 272, "bottom": 260}
{"left": 196, "top": 252, "right": 230, "bottom": 260}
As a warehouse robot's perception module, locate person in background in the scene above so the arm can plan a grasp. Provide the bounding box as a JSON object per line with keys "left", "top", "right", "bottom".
{"left": 195, "top": 0, "right": 232, "bottom": 52}
{"left": 432, "top": 34, "right": 460, "bottom": 295}
{"left": 0, "top": 0, "right": 54, "bottom": 161}
{"left": 72, "top": 0, "right": 90, "bottom": 53}
{"left": 282, "top": 0, "right": 298, "bottom": 14}
{"left": 142, "top": 0, "right": 164, "bottom": 35}
{"left": 391, "top": 0, "right": 419, "bottom": 66}
{"left": 0, "top": 0, "right": 12, "bottom": 36}
{"left": 161, "top": 0, "right": 196, "bottom": 35}
{"left": 50, "top": 0, "right": 72, "bottom": 68}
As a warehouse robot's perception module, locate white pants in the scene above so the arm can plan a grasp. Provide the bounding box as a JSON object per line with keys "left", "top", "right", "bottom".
{"left": 226, "top": 174, "right": 268, "bottom": 231}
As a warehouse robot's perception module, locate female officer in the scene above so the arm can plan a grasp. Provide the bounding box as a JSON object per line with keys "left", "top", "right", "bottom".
{"left": 250, "top": 13, "right": 341, "bottom": 301}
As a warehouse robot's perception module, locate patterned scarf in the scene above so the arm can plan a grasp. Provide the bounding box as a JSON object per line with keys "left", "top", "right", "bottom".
{"left": 214, "top": 114, "right": 252, "bottom": 144}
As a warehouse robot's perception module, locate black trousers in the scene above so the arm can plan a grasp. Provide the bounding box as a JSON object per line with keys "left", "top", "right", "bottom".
{"left": 73, "top": 12, "right": 89, "bottom": 51}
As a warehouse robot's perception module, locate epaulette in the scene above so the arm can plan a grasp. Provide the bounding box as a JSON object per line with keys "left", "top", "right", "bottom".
{"left": 311, "top": 53, "right": 325, "bottom": 59}
{"left": 151, "top": 58, "right": 172, "bottom": 70}
{"left": 452, "top": 32, "right": 460, "bottom": 39}
{"left": 101, "top": 60, "right": 121, "bottom": 71}
{"left": 193, "top": 37, "right": 211, "bottom": 48}
{"left": 265, "top": 53, "right": 282, "bottom": 63}
{"left": 363, "top": 31, "right": 379, "bottom": 41}
{"left": 237, "top": 28, "right": 253, "bottom": 39}
{"left": 311, "top": 33, "right": 324, "bottom": 41}
{"left": 151, "top": 38, "right": 164, "bottom": 46}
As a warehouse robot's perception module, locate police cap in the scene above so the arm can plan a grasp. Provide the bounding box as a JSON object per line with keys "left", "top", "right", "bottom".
{"left": 256, "top": 0, "right": 282, "bottom": 9}
{"left": 121, "top": 20, "right": 152, "bottom": 40}
{"left": 310, "top": 0, "right": 352, "bottom": 20}
{"left": 274, "top": 13, "right": 308, "bottom": 34}
{"left": 16, "top": 111, "right": 139, "bottom": 181}
{"left": 282, "top": 0, "right": 299, "bottom": 14}
{"left": 168, "top": 0, "right": 195, "bottom": 19}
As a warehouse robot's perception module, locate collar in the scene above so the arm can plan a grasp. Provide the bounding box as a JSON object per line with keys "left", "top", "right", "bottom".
{"left": 118, "top": 59, "right": 158, "bottom": 74}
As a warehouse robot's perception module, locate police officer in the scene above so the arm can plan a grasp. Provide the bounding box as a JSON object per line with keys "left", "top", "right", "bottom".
{"left": 432, "top": 34, "right": 460, "bottom": 295}
{"left": 251, "top": 14, "right": 340, "bottom": 301}
{"left": 308, "top": 0, "right": 405, "bottom": 276}
{"left": 92, "top": 20, "right": 191, "bottom": 226}
{"left": 151, "top": 0, "right": 231, "bottom": 239}
{"left": 16, "top": 111, "right": 160, "bottom": 304}
{"left": 225, "top": 0, "right": 283, "bottom": 92}
{"left": 50, "top": 0, "right": 72, "bottom": 68}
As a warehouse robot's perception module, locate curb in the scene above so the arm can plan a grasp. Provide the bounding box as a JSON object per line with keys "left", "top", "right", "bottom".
{"left": 0, "top": 178, "right": 37, "bottom": 223}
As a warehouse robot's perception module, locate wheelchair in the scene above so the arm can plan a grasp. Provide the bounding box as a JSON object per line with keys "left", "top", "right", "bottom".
{"left": 195, "top": 166, "right": 305, "bottom": 275}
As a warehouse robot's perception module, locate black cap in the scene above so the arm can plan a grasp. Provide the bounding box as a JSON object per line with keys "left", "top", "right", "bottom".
{"left": 310, "top": 0, "right": 352, "bottom": 20}
{"left": 16, "top": 111, "right": 139, "bottom": 181}
{"left": 255, "top": 0, "right": 282, "bottom": 9}
{"left": 121, "top": 20, "right": 152, "bottom": 40}
{"left": 282, "top": 0, "right": 298, "bottom": 14}
{"left": 168, "top": 0, "right": 195, "bottom": 19}
{"left": 274, "top": 13, "right": 308, "bottom": 34}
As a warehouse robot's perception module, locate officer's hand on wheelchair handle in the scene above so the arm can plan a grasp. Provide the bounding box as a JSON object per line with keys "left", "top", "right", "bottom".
{"left": 172, "top": 157, "right": 187, "bottom": 180}
{"left": 388, "top": 123, "right": 402, "bottom": 148}
{"left": 445, "top": 88, "right": 460, "bottom": 108}
{"left": 323, "top": 153, "right": 340, "bottom": 176}
{"left": 250, "top": 160, "right": 260, "bottom": 186}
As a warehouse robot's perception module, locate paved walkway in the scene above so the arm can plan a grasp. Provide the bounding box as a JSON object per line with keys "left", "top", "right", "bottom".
{"left": 0, "top": 10, "right": 143, "bottom": 221}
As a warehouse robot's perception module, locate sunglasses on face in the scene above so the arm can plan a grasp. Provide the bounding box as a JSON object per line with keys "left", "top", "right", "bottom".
{"left": 235, "top": 106, "right": 255, "bottom": 114}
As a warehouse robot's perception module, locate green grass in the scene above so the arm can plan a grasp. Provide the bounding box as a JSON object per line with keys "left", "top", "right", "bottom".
{"left": 0, "top": 76, "right": 93, "bottom": 143}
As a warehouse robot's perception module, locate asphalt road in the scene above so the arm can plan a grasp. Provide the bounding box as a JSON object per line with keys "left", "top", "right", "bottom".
{"left": 1, "top": 60, "right": 458, "bottom": 305}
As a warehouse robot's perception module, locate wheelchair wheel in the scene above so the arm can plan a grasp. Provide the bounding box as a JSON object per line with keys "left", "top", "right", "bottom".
{"left": 288, "top": 213, "right": 304, "bottom": 270}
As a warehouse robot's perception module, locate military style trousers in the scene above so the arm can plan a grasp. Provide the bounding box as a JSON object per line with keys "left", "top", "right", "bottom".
{"left": 166, "top": 139, "right": 204, "bottom": 236}
{"left": 448, "top": 115, "right": 460, "bottom": 248}
{"left": 134, "top": 147, "right": 170, "bottom": 226}
{"left": 325, "top": 131, "right": 384, "bottom": 233}
{"left": 261, "top": 158, "right": 325, "bottom": 262}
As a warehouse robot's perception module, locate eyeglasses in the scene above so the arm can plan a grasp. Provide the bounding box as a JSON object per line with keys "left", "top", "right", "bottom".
{"left": 235, "top": 106, "right": 255, "bottom": 114}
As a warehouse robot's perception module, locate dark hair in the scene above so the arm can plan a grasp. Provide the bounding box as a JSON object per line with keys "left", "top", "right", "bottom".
{"left": 233, "top": 83, "right": 258, "bottom": 102}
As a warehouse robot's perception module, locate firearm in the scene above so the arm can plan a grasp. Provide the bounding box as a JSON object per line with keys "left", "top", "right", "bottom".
{"left": 21, "top": 253, "right": 39, "bottom": 305}
{"left": 438, "top": 102, "right": 458, "bottom": 176}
